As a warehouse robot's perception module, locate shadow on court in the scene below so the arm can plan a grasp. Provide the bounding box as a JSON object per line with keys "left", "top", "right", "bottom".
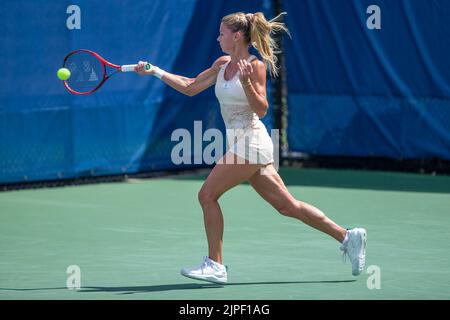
{"left": 0, "top": 280, "right": 356, "bottom": 295}
{"left": 172, "top": 167, "right": 450, "bottom": 194}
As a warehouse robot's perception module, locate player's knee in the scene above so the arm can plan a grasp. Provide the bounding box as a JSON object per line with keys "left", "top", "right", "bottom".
{"left": 198, "top": 187, "right": 218, "bottom": 207}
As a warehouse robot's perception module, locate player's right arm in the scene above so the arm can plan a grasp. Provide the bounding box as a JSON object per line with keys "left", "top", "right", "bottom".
{"left": 135, "top": 56, "right": 230, "bottom": 97}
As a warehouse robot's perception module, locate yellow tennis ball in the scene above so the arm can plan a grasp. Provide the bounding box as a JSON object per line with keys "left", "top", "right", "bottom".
{"left": 57, "top": 68, "right": 71, "bottom": 81}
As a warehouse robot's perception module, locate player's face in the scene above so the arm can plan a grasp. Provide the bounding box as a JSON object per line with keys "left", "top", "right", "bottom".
{"left": 217, "top": 23, "right": 236, "bottom": 54}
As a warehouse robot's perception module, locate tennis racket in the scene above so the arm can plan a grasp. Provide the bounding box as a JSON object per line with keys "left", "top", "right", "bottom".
{"left": 61, "top": 49, "right": 151, "bottom": 95}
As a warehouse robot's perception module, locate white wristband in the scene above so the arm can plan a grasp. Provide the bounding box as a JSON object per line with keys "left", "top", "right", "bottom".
{"left": 153, "top": 66, "right": 166, "bottom": 80}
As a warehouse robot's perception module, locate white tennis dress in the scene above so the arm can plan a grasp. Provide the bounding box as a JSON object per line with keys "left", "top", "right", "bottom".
{"left": 214, "top": 55, "right": 274, "bottom": 164}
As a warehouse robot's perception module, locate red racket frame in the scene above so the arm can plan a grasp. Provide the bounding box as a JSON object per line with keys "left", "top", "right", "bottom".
{"left": 62, "top": 49, "right": 122, "bottom": 95}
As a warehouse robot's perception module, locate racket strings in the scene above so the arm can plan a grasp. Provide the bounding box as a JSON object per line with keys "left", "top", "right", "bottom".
{"left": 64, "top": 51, "right": 105, "bottom": 94}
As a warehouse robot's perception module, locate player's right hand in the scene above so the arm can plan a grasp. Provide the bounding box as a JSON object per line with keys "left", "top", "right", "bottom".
{"left": 135, "top": 61, "right": 154, "bottom": 76}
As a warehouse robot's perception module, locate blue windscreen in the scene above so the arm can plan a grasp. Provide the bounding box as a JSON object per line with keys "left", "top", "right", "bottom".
{"left": 0, "top": 0, "right": 274, "bottom": 183}
{"left": 283, "top": 0, "right": 450, "bottom": 159}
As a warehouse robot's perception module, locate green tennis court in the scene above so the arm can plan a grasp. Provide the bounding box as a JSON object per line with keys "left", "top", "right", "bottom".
{"left": 1, "top": 168, "right": 449, "bottom": 300}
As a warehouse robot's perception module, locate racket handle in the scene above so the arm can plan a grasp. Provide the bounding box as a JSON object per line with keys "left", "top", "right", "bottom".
{"left": 121, "top": 63, "right": 152, "bottom": 72}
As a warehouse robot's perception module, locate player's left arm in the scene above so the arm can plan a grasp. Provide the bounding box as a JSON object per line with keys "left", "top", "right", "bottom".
{"left": 238, "top": 59, "right": 268, "bottom": 118}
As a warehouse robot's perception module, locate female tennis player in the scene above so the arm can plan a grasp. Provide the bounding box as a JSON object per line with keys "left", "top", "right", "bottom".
{"left": 135, "top": 12, "right": 367, "bottom": 284}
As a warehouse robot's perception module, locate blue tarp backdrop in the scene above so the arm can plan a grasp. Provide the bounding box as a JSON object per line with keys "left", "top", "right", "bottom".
{"left": 1, "top": 0, "right": 449, "bottom": 184}
{"left": 283, "top": 0, "right": 450, "bottom": 159}
{"left": 0, "top": 0, "right": 273, "bottom": 183}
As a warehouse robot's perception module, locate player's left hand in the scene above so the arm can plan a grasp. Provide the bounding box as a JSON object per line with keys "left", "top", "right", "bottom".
{"left": 238, "top": 59, "right": 254, "bottom": 83}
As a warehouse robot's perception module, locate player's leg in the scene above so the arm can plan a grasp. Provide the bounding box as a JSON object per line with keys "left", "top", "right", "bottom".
{"left": 181, "top": 152, "right": 263, "bottom": 284}
{"left": 248, "top": 165, "right": 367, "bottom": 276}
{"left": 198, "top": 152, "right": 262, "bottom": 264}
{"left": 249, "top": 165, "right": 347, "bottom": 242}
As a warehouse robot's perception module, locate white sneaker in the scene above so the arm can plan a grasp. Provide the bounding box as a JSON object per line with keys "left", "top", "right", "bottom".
{"left": 340, "top": 228, "right": 367, "bottom": 276}
{"left": 180, "top": 256, "right": 228, "bottom": 284}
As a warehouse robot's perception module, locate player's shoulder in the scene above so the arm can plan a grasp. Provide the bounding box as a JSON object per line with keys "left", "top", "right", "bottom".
{"left": 212, "top": 55, "right": 231, "bottom": 69}
{"left": 249, "top": 57, "right": 266, "bottom": 71}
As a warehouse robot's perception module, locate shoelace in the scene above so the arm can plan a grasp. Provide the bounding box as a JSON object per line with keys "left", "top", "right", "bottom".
{"left": 341, "top": 241, "right": 363, "bottom": 265}
{"left": 340, "top": 244, "right": 348, "bottom": 263}
{"left": 199, "top": 256, "right": 227, "bottom": 274}
{"left": 191, "top": 256, "right": 210, "bottom": 274}
{"left": 201, "top": 256, "right": 210, "bottom": 269}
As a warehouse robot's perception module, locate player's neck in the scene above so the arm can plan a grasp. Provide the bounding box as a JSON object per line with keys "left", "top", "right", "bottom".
{"left": 229, "top": 47, "right": 250, "bottom": 63}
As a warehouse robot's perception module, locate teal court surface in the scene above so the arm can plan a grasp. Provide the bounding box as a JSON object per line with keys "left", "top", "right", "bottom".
{"left": 1, "top": 168, "right": 449, "bottom": 299}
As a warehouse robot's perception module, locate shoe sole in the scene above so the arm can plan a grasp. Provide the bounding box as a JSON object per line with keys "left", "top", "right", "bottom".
{"left": 352, "top": 229, "right": 367, "bottom": 276}
{"left": 180, "top": 270, "right": 227, "bottom": 284}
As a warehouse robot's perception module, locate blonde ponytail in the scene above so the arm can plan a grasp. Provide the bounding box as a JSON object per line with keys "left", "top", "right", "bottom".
{"left": 222, "top": 12, "right": 291, "bottom": 77}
